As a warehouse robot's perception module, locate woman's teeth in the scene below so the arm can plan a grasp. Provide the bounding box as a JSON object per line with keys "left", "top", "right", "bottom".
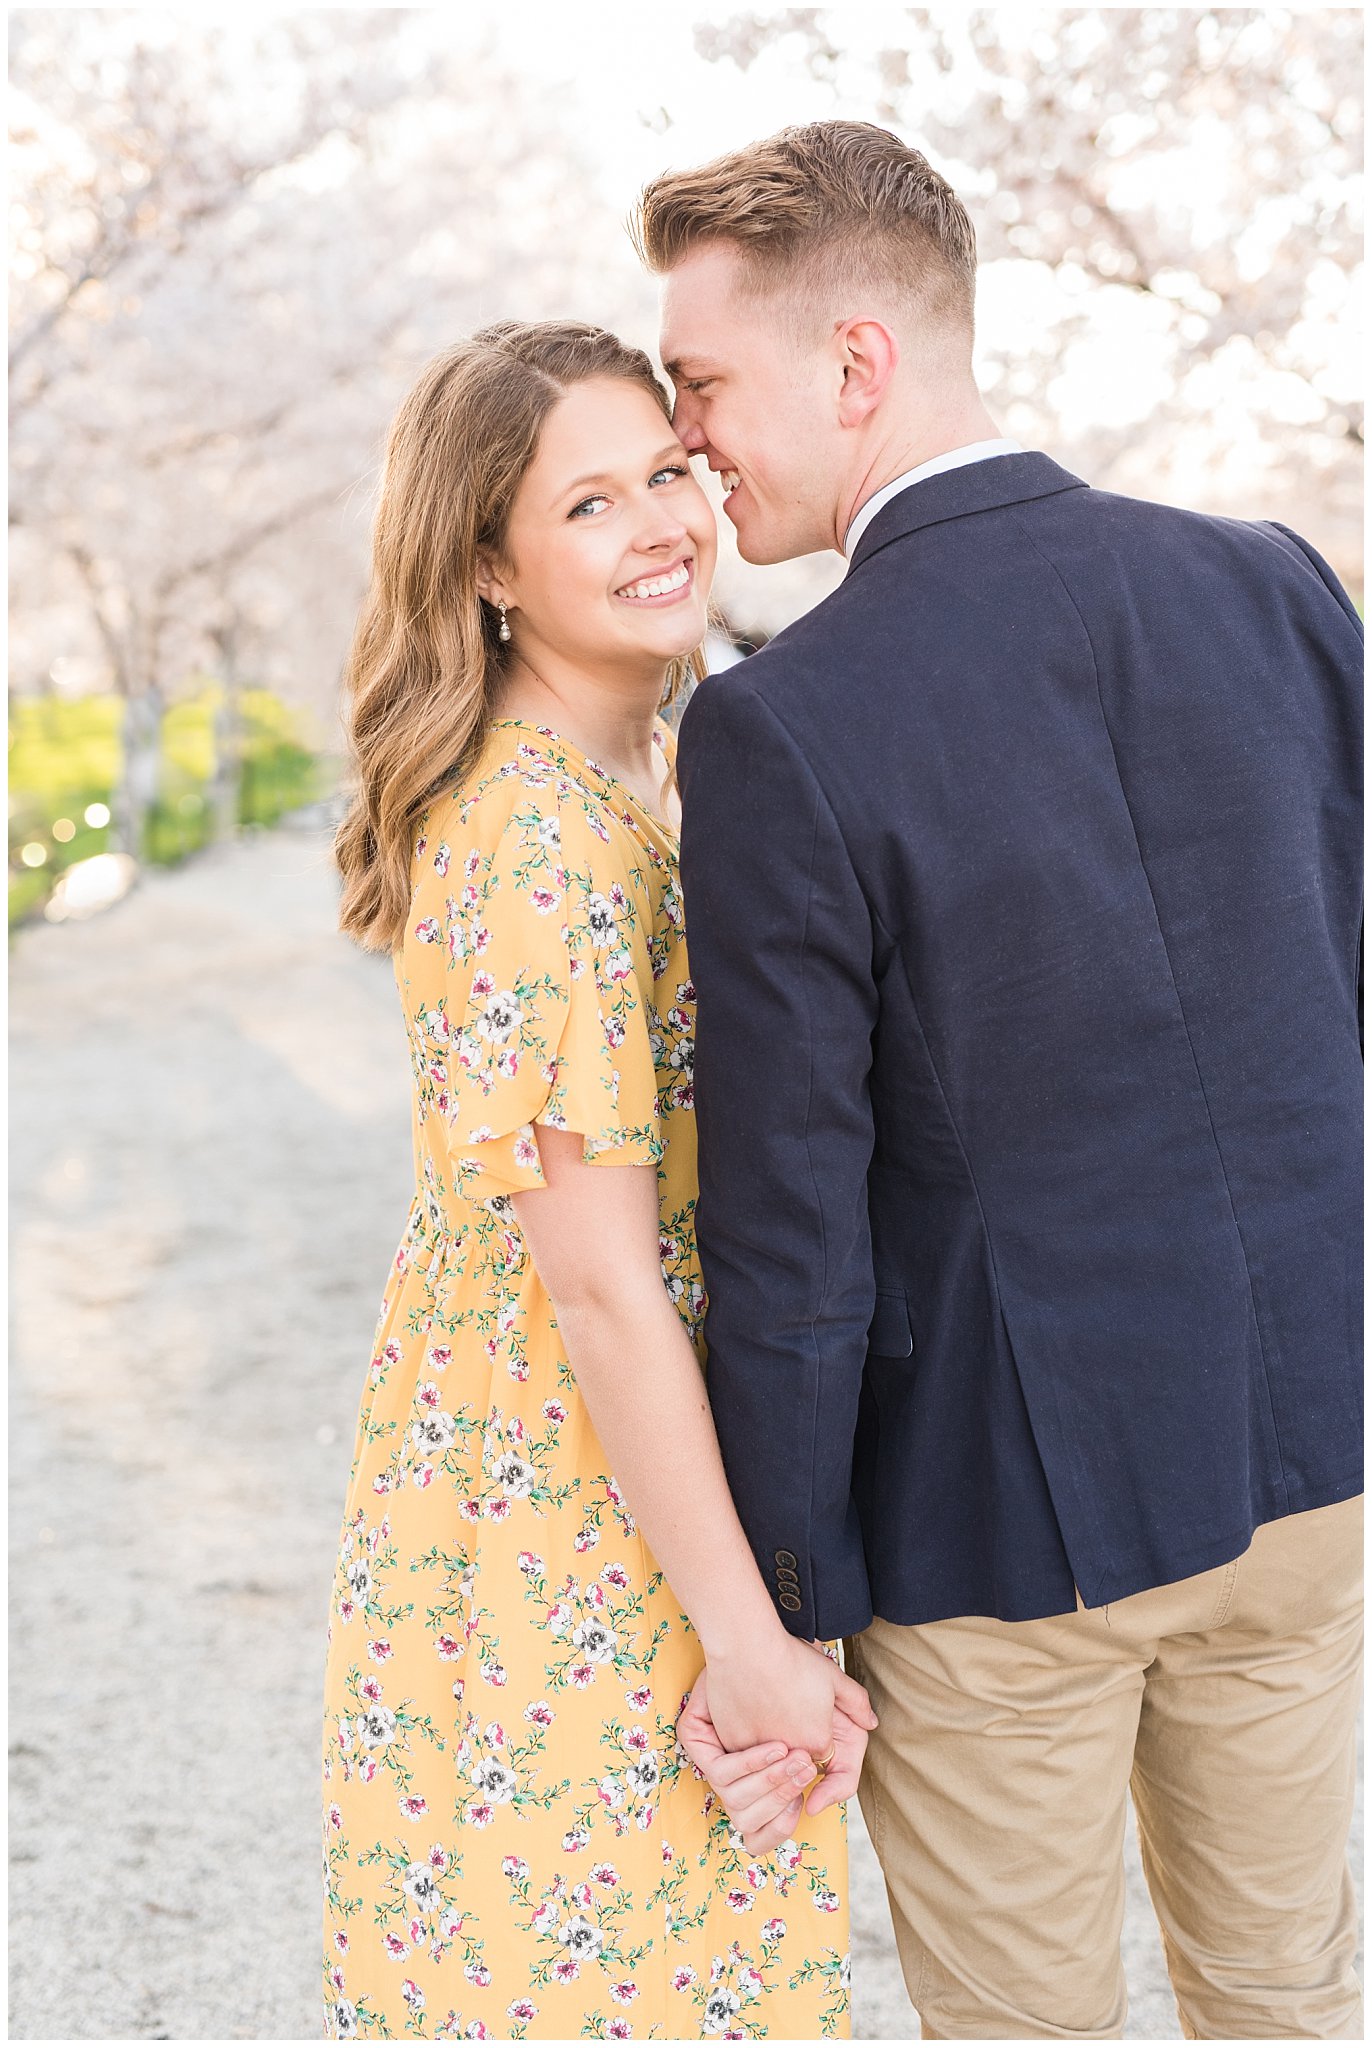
{"left": 618, "top": 561, "right": 692, "bottom": 601}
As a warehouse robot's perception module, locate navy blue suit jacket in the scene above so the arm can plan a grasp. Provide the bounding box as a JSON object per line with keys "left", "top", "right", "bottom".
{"left": 676, "top": 453, "right": 1363, "bottom": 1639}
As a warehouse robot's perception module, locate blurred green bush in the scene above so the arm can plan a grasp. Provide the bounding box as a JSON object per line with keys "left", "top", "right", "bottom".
{"left": 8, "top": 685, "right": 323, "bottom": 928}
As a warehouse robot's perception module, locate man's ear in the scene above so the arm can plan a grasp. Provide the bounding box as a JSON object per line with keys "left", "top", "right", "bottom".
{"left": 835, "top": 317, "right": 900, "bottom": 428}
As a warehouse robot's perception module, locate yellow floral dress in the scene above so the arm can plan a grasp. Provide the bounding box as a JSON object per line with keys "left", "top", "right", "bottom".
{"left": 321, "top": 717, "right": 850, "bottom": 2041}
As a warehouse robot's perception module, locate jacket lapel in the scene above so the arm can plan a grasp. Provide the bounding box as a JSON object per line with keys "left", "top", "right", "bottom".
{"left": 848, "top": 452, "right": 1089, "bottom": 573}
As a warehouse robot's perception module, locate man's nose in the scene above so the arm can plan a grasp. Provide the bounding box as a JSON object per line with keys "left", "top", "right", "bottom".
{"left": 671, "top": 399, "right": 707, "bottom": 453}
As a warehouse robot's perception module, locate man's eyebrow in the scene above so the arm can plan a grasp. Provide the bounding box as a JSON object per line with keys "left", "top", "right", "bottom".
{"left": 662, "top": 356, "right": 714, "bottom": 380}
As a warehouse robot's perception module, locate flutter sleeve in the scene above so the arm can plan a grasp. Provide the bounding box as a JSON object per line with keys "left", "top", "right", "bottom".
{"left": 410, "top": 778, "right": 663, "bottom": 1204}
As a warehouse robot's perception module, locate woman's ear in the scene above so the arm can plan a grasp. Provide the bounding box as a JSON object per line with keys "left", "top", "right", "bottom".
{"left": 475, "top": 553, "right": 509, "bottom": 609}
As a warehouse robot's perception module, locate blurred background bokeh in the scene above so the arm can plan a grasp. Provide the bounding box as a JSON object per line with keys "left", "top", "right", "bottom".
{"left": 8, "top": 4, "right": 1363, "bottom": 924}
{"left": 7, "top": 9, "right": 1363, "bottom": 2041}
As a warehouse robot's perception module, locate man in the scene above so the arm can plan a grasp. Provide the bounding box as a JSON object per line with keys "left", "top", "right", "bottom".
{"left": 635, "top": 121, "right": 1363, "bottom": 2039}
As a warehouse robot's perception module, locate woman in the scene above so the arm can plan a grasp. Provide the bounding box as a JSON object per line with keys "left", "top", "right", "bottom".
{"left": 323, "top": 321, "right": 874, "bottom": 2041}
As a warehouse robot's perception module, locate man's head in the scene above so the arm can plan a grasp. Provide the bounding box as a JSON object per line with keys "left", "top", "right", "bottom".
{"left": 636, "top": 120, "right": 986, "bottom": 563}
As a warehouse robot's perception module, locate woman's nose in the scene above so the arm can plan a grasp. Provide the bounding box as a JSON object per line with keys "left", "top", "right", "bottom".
{"left": 636, "top": 502, "right": 689, "bottom": 553}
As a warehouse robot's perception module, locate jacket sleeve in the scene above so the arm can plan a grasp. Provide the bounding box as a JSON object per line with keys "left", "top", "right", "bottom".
{"left": 1264, "top": 522, "right": 1365, "bottom": 636}
{"left": 677, "top": 671, "right": 880, "bottom": 1640}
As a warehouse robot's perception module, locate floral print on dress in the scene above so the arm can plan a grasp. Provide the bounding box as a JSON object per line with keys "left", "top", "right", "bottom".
{"left": 322, "top": 718, "right": 849, "bottom": 2039}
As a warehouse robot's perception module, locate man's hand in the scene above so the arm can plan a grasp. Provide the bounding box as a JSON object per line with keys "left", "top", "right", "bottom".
{"left": 678, "top": 1658, "right": 875, "bottom": 1856}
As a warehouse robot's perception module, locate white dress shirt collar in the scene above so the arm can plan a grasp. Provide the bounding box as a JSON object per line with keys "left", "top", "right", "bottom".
{"left": 843, "top": 438, "right": 1024, "bottom": 560}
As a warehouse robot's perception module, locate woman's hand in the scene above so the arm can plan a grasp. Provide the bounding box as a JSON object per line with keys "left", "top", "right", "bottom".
{"left": 701, "top": 1627, "right": 875, "bottom": 1758}
{"left": 677, "top": 1644, "right": 876, "bottom": 1855}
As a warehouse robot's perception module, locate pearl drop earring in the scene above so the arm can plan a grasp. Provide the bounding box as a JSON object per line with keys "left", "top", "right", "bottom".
{"left": 498, "top": 602, "right": 511, "bottom": 644}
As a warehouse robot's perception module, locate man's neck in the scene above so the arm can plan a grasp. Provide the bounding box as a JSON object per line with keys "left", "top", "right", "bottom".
{"left": 833, "top": 398, "right": 1003, "bottom": 554}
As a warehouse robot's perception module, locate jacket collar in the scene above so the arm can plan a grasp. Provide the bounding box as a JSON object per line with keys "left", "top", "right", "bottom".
{"left": 846, "top": 451, "right": 1088, "bottom": 573}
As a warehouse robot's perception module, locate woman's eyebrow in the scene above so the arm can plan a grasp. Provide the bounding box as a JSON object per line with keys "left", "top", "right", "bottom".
{"left": 558, "top": 471, "right": 614, "bottom": 498}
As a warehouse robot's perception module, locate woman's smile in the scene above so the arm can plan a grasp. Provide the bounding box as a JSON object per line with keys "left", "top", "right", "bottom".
{"left": 614, "top": 554, "right": 695, "bottom": 607}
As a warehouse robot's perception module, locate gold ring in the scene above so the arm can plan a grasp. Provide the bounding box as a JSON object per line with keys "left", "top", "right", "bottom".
{"left": 812, "top": 1743, "right": 836, "bottom": 1777}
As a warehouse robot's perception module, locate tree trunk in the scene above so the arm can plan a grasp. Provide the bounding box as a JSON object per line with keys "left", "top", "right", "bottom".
{"left": 112, "top": 686, "right": 162, "bottom": 859}
{"left": 208, "top": 615, "right": 244, "bottom": 844}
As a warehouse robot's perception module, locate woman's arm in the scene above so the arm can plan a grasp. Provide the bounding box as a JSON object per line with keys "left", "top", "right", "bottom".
{"left": 510, "top": 1124, "right": 875, "bottom": 1760}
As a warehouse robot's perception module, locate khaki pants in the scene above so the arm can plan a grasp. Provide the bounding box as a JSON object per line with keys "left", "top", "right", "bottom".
{"left": 846, "top": 1496, "right": 1363, "bottom": 2039}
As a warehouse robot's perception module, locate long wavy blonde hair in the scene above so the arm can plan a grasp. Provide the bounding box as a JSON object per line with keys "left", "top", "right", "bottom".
{"left": 336, "top": 320, "right": 703, "bottom": 951}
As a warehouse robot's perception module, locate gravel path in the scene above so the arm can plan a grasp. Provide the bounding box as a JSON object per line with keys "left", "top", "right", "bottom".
{"left": 8, "top": 824, "right": 1359, "bottom": 2040}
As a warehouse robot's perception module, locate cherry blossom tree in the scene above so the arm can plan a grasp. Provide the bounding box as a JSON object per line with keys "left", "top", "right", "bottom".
{"left": 9, "top": 10, "right": 628, "bottom": 850}
{"left": 694, "top": 6, "right": 1363, "bottom": 583}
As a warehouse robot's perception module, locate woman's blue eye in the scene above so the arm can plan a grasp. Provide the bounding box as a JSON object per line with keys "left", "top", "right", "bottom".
{"left": 568, "top": 467, "right": 686, "bottom": 519}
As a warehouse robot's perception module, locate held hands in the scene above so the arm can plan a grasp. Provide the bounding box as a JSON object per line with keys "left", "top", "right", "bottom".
{"left": 677, "top": 1638, "right": 877, "bottom": 1857}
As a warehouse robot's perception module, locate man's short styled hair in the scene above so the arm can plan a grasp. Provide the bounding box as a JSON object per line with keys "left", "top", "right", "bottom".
{"left": 634, "top": 119, "right": 978, "bottom": 344}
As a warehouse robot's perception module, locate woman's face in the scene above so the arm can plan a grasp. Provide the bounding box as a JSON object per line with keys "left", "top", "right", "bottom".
{"left": 490, "top": 375, "right": 717, "bottom": 679}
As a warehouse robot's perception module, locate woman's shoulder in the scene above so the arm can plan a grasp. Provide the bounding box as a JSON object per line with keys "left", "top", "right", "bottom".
{"left": 413, "top": 719, "right": 637, "bottom": 890}
{"left": 418, "top": 721, "right": 567, "bottom": 849}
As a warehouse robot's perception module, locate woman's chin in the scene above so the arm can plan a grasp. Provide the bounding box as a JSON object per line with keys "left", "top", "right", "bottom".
{"left": 619, "top": 610, "right": 710, "bottom": 666}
